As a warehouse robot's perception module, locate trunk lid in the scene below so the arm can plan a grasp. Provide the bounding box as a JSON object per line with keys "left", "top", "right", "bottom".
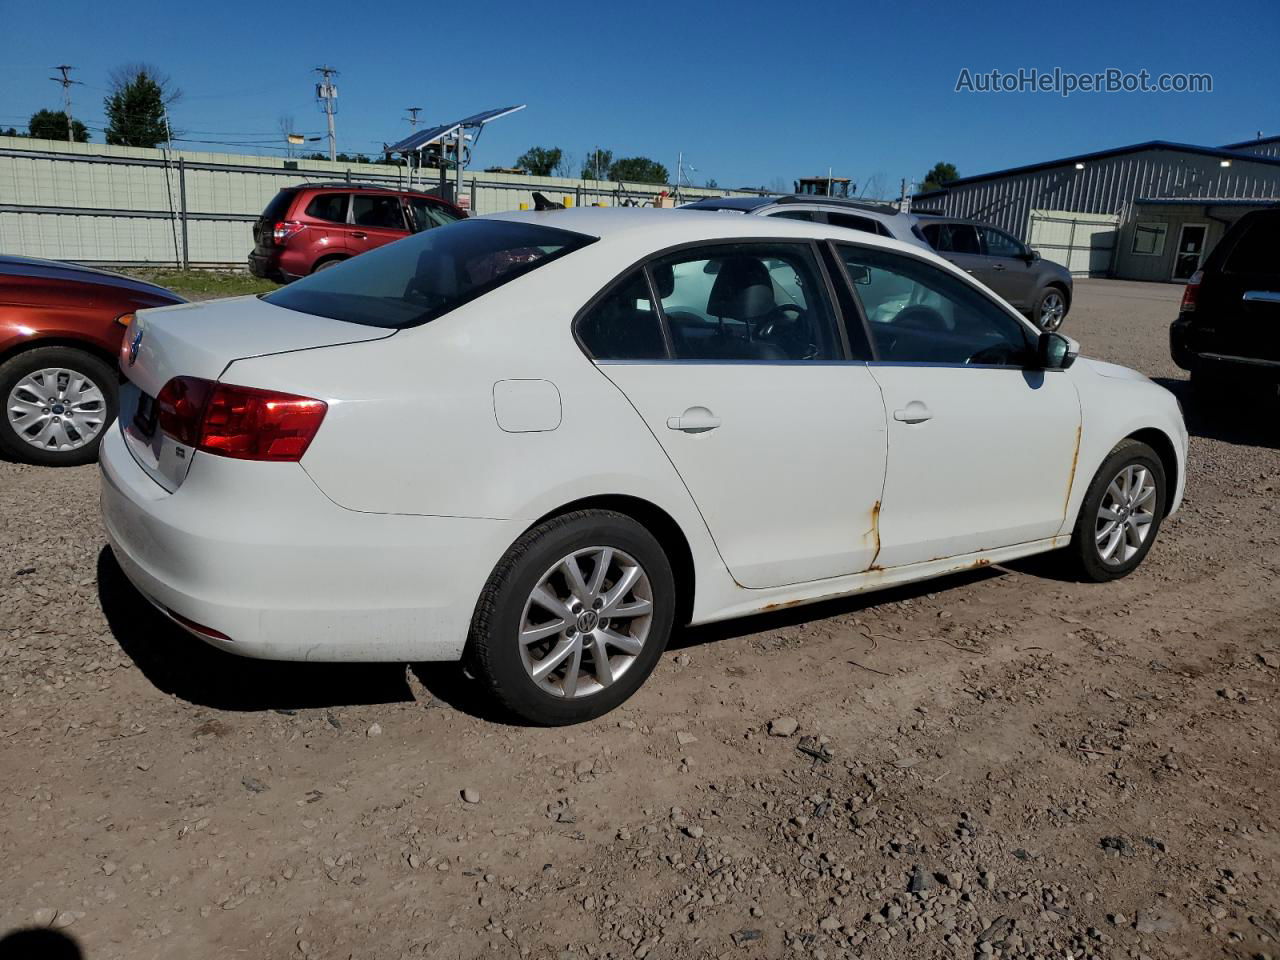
{"left": 119, "top": 295, "right": 393, "bottom": 491}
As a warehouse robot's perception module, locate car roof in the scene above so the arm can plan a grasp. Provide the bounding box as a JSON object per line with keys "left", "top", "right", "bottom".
{"left": 682, "top": 194, "right": 906, "bottom": 218}
{"left": 0, "top": 255, "right": 183, "bottom": 299}
{"left": 483, "top": 206, "right": 933, "bottom": 257}
{"left": 294, "top": 181, "right": 445, "bottom": 197}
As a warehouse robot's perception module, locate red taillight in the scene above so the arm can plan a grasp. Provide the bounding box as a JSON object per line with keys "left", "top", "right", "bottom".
{"left": 1180, "top": 269, "right": 1202, "bottom": 313}
{"left": 154, "top": 377, "right": 327, "bottom": 462}
{"left": 272, "top": 220, "right": 303, "bottom": 244}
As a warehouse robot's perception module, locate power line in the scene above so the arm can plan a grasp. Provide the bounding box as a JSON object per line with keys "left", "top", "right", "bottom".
{"left": 49, "top": 65, "right": 83, "bottom": 141}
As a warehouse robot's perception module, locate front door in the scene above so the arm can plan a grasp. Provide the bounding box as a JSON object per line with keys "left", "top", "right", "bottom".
{"left": 977, "top": 225, "right": 1038, "bottom": 308}
{"left": 1172, "top": 223, "right": 1209, "bottom": 281}
{"left": 349, "top": 194, "right": 410, "bottom": 255}
{"left": 833, "top": 242, "right": 1082, "bottom": 567}
{"left": 578, "top": 242, "right": 889, "bottom": 589}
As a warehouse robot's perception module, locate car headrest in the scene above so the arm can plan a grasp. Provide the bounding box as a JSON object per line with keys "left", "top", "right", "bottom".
{"left": 707, "top": 257, "right": 775, "bottom": 320}
{"left": 650, "top": 263, "right": 675, "bottom": 299}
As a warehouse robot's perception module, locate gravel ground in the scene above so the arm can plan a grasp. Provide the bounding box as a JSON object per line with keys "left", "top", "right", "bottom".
{"left": 2, "top": 279, "right": 1278, "bottom": 960}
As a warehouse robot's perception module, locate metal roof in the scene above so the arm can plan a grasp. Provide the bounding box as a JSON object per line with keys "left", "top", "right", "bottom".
{"left": 1220, "top": 135, "right": 1280, "bottom": 149}
{"left": 913, "top": 139, "right": 1280, "bottom": 199}
{"left": 1135, "top": 197, "right": 1280, "bottom": 206}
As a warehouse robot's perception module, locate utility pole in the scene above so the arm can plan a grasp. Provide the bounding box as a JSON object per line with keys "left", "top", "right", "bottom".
{"left": 49, "top": 65, "right": 82, "bottom": 142}
{"left": 314, "top": 65, "right": 339, "bottom": 162}
{"left": 899, "top": 178, "right": 912, "bottom": 214}
{"left": 405, "top": 106, "right": 422, "bottom": 129}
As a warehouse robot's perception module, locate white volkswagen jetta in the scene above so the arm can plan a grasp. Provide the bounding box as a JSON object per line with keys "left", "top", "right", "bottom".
{"left": 101, "top": 209, "right": 1187, "bottom": 724}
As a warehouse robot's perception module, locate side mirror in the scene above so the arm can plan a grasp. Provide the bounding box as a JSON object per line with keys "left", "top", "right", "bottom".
{"left": 1022, "top": 248, "right": 1041, "bottom": 263}
{"left": 1037, "top": 331, "right": 1079, "bottom": 369}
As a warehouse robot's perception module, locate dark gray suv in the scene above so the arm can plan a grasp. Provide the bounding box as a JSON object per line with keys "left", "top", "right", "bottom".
{"left": 916, "top": 217, "right": 1073, "bottom": 330}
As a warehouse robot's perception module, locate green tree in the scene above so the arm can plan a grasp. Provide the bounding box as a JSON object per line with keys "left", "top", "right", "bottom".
{"left": 516, "top": 146, "right": 563, "bottom": 177}
{"left": 2, "top": 126, "right": 25, "bottom": 138}
{"left": 581, "top": 147, "right": 613, "bottom": 181}
{"left": 920, "top": 161, "right": 959, "bottom": 193}
{"left": 104, "top": 64, "right": 181, "bottom": 148}
{"left": 704, "top": 178, "right": 718, "bottom": 189}
{"left": 609, "top": 156, "right": 669, "bottom": 185}
{"left": 27, "top": 110, "right": 88, "bottom": 142}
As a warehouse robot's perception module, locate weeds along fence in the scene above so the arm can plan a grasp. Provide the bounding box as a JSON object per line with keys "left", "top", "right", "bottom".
{"left": 0, "top": 136, "right": 746, "bottom": 268}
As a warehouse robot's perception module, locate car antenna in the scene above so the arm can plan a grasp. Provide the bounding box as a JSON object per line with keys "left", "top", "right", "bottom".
{"left": 532, "top": 191, "right": 564, "bottom": 211}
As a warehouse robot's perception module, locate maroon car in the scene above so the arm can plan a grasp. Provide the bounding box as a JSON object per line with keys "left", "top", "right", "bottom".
{"left": 247, "top": 182, "right": 466, "bottom": 282}
{"left": 0, "top": 255, "right": 185, "bottom": 466}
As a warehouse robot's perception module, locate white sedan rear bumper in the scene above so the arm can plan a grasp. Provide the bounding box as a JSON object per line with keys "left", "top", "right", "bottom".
{"left": 99, "top": 425, "right": 515, "bottom": 662}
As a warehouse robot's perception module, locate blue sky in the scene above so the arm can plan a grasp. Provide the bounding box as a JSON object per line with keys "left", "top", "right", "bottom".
{"left": 2, "top": 0, "right": 1276, "bottom": 195}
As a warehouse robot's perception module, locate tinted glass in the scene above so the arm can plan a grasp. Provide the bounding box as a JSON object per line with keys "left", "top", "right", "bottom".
{"left": 578, "top": 271, "right": 666, "bottom": 360}
{"left": 768, "top": 210, "right": 822, "bottom": 222}
{"left": 980, "top": 227, "right": 1023, "bottom": 257}
{"left": 264, "top": 219, "right": 595, "bottom": 329}
{"left": 827, "top": 212, "right": 882, "bottom": 236}
{"left": 837, "top": 244, "right": 1033, "bottom": 365}
{"left": 304, "top": 193, "right": 349, "bottom": 224}
{"left": 409, "top": 197, "right": 461, "bottom": 232}
{"left": 1224, "top": 215, "right": 1280, "bottom": 276}
{"left": 945, "top": 224, "right": 981, "bottom": 254}
{"left": 261, "top": 189, "right": 297, "bottom": 223}
{"left": 920, "top": 223, "right": 947, "bottom": 251}
{"left": 351, "top": 194, "right": 406, "bottom": 229}
{"left": 654, "top": 243, "right": 838, "bottom": 361}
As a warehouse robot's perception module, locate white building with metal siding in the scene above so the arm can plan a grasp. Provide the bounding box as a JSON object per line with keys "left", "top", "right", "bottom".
{"left": 913, "top": 140, "right": 1280, "bottom": 281}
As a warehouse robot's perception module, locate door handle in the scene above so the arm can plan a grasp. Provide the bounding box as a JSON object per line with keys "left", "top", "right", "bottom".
{"left": 667, "top": 407, "right": 721, "bottom": 433}
{"left": 992, "top": 263, "right": 1006, "bottom": 271}
{"left": 893, "top": 401, "right": 933, "bottom": 424}
{"left": 351, "top": 231, "right": 367, "bottom": 239}
{"left": 1243, "top": 290, "right": 1280, "bottom": 304}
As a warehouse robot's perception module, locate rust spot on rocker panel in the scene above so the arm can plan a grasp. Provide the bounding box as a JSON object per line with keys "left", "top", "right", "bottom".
{"left": 864, "top": 499, "right": 882, "bottom": 571}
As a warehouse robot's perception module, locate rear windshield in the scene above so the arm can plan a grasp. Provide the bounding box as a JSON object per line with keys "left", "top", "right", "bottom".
{"left": 260, "top": 189, "right": 298, "bottom": 223}
{"left": 263, "top": 219, "right": 596, "bottom": 328}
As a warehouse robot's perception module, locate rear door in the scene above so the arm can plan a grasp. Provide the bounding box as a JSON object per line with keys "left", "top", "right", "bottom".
{"left": 1202, "top": 212, "right": 1280, "bottom": 364}
{"left": 349, "top": 193, "right": 411, "bottom": 254}
{"left": 581, "top": 241, "right": 889, "bottom": 588}
{"left": 832, "top": 241, "right": 1081, "bottom": 567}
{"left": 921, "top": 222, "right": 986, "bottom": 280}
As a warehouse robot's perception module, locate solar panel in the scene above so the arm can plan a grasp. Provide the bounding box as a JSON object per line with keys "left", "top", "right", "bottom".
{"left": 386, "top": 121, "right": 462, "bottom": 155}
{"left": 386, "top": 105, "right": 526, "bottom": 154}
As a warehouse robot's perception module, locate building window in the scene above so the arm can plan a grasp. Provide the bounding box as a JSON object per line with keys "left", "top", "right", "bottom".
{"left": 1131, "top": 221, "right": 1168, "bottom": 257}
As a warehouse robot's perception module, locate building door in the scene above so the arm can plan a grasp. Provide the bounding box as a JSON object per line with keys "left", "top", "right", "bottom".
{"left": 1172, "top": 223, "right": 1209, "bottom": 281}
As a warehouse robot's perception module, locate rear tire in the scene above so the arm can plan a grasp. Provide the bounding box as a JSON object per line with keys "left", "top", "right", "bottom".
{"left": 0, "top": 346, "right": 118, "bottom": 467}
{"left": 466, "top": 510, "right": 675, "bottom": 725}
{"left": 1065, "top": 439, "right": 1166, "bottom": 582}
{"left": 311, "top": 256, "right": 347, "bottom": 273}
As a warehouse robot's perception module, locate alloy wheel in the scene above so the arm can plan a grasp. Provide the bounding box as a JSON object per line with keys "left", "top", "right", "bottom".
{"left": 1094, "top": 464, "right": 1157, "bottom": 565}
{"left": 518, "top": 547, "right": 653, "bottom": 699}
{"left": 7, "top": 367, "right": 107, "bottom": 452}
{"left": 1040, "top": 292, "right": 1066, "bottom": 331}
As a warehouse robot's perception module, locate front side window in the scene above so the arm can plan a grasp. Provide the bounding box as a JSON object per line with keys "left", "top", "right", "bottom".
{"left": 409, "top": 197, "right": 461, "bottom": 233}
{"left": 980, "top": 227, "right": 1024, "bottom": 258}
{"left": 264, "top": 219, "right": 595, "bottom": 329}
{"left": 652, "top": 243, "right": 839, "bottom": 361}
{"left": 305, "top": 193, "right": 349, "bottom": 224}
{"left": 578, "top": 271, "right": 666, "bottom": 360}
{"left": 351, "top": 194, "right": 407, "bottom": 230}
{"left": 837, "top": 244, "right": 1033, "bottom": 366}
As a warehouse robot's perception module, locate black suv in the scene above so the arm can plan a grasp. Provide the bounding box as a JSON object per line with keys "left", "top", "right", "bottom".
{"left": 1170, "top": 207, "right": 1280, "bottom": 394}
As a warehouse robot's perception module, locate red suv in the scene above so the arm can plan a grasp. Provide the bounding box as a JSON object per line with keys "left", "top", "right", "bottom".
{"left": 248, "top": 182, "right": 466, "bottom": 282}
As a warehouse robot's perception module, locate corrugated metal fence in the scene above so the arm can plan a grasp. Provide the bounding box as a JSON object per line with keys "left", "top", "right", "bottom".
{"left": 0, "top": 136, "right": 744, "bottom": 267}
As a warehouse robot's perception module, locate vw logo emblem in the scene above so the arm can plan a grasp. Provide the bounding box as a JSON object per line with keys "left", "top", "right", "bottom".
{"left": 576, "top": 609, "right": 600, "bottom": 633}
{"left": 128, "top": 325, "right": 144, "bottom": 366}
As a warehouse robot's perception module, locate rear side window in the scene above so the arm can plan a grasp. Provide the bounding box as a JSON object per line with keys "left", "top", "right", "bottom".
{"left": 1223, "top": 215, "right": 1280, "bottom": 276}
{"left": 304, "top": 193, "right": 349, "bottom": 224}
{"left": 260, "top": 189, "right": 297, "bottom": 222}
{"left": 578, "top": 271, "right": 667, "bottom": 360}
{"left": 827, "top": 212, "right": 890, "bottom": 237}
{"left": 264, "top": 219, "right": 595, "bottom": 329}
{"left": 768, "top": 210, "right": 822, "bottom": 222}
{"left": 352, "top": 194, "right": 406, "bottom": 229}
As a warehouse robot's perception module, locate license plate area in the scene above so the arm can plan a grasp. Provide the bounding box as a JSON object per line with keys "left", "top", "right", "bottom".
{"left": 132, "top": 393, "right": 159, "bottom": 438}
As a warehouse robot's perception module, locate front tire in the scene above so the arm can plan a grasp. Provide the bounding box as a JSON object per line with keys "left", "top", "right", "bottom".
{"left": 0, "top": 347, "right": 118, "bottom": 466}
{"left": 1033, "top": 286, "right": 1068, "bottom": 331}
{"left": 1066, "top": 439, "right": 1166, "bottom": 582}
{"left": 466, "top": 510, "right": 676, "bottom": 725}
